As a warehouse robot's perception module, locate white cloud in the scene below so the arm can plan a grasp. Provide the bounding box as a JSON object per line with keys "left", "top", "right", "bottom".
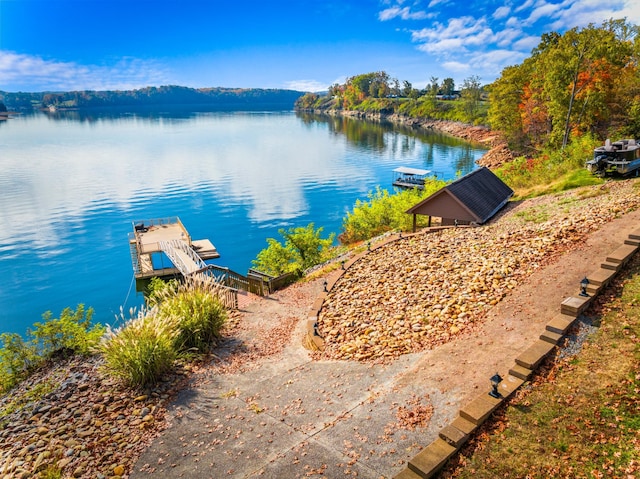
{"left": 417, "top": 37, "right": 466, "bottom": 54}
{"left": 547, "top": 0, "right": 640, "bottom": 31}
{"left": 515, "top": 0, "right": 536, "bottom": 14}
{"left": 379, "top": 6, "right": 430, "bottom": 21}
{"left": 441, "top": 60, "right": 470, "bottom": 73}
{"left": 494, "top": 28, "right": 524, "bottom": 48}
{"left": 493, "top": 6, "right": 511, "bottom": 20}
{"left": 513, "top": 35, "right": 541, "bottom": 51}
{"left": 284, "top": 79, "right": 329, "bottom": 92}
{"left": 0, "top": 51, "right": 169, "bottom": 91}
{"left": 412, "top": 16, "right": 496, "bottom": 54}
{"left": 428, "top": 0, "right": 450, "bottom": 7}
{"left": 524, "top": 2, "right": 562, "bottom": 26}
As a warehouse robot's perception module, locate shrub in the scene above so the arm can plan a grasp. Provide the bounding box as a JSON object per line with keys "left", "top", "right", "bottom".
{"left": 147, "top": 275, "right": 228, "bottom": 352}
{"left": 101, "top": 276, "right": 229, "bottom": 387}
{"left": 340, "top": 179, "right": 447, "bottom": 243}
{"left": 100, "top": 309, "right": 179, "bottom": 387}
{"left": 155, "top": 275, "right": 228, "bottom": 353}
{"left": 0, "top": 304, "right": 104, "bottom": 393}
{"left": 496, "top": 134, "right": 603, "bottom": 197}
{"left": 30, "top": 304, "right": 104, "bottom": 357}
{"left": 252, "top": 223, "right": 335, "bottom": 276}
{"left": 0, "top": 333, "right": 38, "bottom": 392}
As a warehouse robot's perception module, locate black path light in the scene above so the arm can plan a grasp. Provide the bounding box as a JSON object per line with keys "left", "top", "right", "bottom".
{"left": 323, "top": 280, "right": 328, "bottom": 292}
{"left": 489, "top": 372, "right": 503, "bottom": 398}
{"left": 341, "top": 260, "right": 345, "bottom": 270}
{"left": 367, "top": 241, "right": 371, "bottom": 251}
{"left": 579, "top": 276, "right": 590, "bottom": 297}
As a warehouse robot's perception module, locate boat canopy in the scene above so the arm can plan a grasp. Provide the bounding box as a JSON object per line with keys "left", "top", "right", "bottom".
{"left": 393, "top": 166, "right": 432, "bottom": 176}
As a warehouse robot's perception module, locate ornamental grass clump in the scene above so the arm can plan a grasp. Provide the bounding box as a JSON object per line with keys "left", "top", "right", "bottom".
{"left": 152, "top": 275, "right": 228, "bottom": 353}
{"left": 100, "top": 308, "right": 179, "bottom": 388}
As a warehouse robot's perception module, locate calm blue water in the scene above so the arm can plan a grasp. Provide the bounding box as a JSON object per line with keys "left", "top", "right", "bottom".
{"left": 0, "top": 110, "right": 487, "bottom": 335}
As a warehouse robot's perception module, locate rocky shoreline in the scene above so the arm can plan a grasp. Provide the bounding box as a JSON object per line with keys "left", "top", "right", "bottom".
{"left": 300, "top": 108, "right": 514, "bottom": 169}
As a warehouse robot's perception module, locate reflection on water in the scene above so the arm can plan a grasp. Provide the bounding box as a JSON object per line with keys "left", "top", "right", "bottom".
{"left": 0, "top": 110, "right": 487, "bottom": 335}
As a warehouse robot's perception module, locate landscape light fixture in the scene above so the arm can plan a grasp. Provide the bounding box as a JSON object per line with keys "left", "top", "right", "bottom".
{"left": 579, "top": 276, "right": 590, "bottom": 297}
{"left": 341, "top": 260, "right": 345, "bottom": 270}
{"left": 367, "top": 241, "right": 371, "bottom": 251}
{"left": 489, "top": 373, "right": 503, "bottom": 398}
{"left": 323, "top": 280, "right": 328, "bottom": 292}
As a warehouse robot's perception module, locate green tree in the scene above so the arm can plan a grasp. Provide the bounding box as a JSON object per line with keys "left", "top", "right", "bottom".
{"left": 252, "top": 223, "right": 335, "bottom": 276}
{"left": 487, "top": 64, "right": 530, "bottom": 148}
{"left": 441, "top": 78, "right": 455, "bottom": 95}
{"left": 402, "top": 80, "right": 413, "bottom": 97}
{"left": 295, "top": 92, "right": 319, "bottom": 109}
{"left": 459, "top": 75, "right": 483, "bottom": 122}
{"left": 429, "top": 76, "right": 439, "bottom": 96}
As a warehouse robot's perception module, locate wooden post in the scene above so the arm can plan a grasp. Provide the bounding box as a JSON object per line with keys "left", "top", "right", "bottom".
{"left": 413, "top": 213, "right": 417, "bottom": 232}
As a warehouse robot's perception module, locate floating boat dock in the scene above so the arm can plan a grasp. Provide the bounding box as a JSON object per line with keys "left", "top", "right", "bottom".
{"left": 129, "top": 217, "right": 219, "bottom": 280}
{"left": 392, "top": 166, "right": 433, "bottom": 189}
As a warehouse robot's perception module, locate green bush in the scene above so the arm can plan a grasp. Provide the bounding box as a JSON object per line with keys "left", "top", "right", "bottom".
{"left": 341, "top": 179, "right": 447, "bottom": 243}
{"left": 0, "top": 333, "right": 38, "bottom": 392}
{"left": 101, "top": 276, "right": 229, "bottom": 387}
{"left": 100, "top": 310, "right": 178, "bottom": 387}
{"left": 0, "top": 305, "right": 104, "bottom": 393}
{"left": 252, "top": 223, "right": 335, "bottom": 276}
{"left": 31, "top": 304, "right": 104, "bottom": 357}
{"left": 496, "top": 134, "right": 602, "bottom": 196}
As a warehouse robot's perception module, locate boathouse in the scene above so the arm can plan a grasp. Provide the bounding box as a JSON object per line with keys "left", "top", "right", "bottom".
{"left": 406, "top": 167, "right": 513, "bottom": 230}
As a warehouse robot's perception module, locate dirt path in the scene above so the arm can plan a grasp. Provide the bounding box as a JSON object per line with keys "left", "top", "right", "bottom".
{"left": 131, "top": 190, "right": 640, "bottom": 479}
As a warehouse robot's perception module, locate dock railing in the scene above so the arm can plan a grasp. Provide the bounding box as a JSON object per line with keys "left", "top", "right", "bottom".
{"left": 205, "top": 265, "right": 269, "bottom": 296}
{"left": 248, "top": 269, "right": 298, "bottom": 293}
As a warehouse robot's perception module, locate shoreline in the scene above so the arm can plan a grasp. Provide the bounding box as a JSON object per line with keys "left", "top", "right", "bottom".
{"left": 298, "top": 108, "right": 514, "bottom": 169}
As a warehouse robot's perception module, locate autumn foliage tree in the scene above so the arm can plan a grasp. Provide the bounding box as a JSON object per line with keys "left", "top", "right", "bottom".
{"left": 488, "top": 19, "right": 640, "bottom": 151}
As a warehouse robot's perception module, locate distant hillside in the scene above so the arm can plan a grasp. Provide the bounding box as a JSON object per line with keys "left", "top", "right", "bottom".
{"left": 0, "top": 85, "right": 306, "bottom": 111}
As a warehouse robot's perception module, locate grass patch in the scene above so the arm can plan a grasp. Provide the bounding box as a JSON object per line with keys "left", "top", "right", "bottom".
{"left": 510, "top": 169, "right": 604, "bottom": 199}
{"left": 514, "top": 206, "right": 550, "bottom": 224}
{"left": 443, "top": 255, "right": 640, "bottom": 478}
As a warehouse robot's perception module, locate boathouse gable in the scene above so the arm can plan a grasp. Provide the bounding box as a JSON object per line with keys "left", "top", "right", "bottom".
{"left": 406, "top": 167, "right": 513, "bottom": 229}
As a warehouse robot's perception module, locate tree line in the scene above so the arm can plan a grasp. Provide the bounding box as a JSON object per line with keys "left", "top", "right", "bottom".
{"left": 296, "top": 19, "right": 640, "bottom": 153}
{"left": 0, "top": 85, "right": 305, "bottom": 111}
{"left": 295, "top": 71, "right": 487, "bottom": 125}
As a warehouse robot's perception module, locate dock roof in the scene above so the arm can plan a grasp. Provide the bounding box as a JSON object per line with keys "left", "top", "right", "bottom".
{"left": 393, "top": 166, "right": 432, "bottom": 176}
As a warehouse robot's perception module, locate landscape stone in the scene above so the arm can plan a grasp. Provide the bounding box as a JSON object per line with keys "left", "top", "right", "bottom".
{"left": 546, "top": 314, "right": 575, "bottom": 335}
{"left": 515, "top": 339, "right": 555, "bottom": 369}
{"left": 408, "top": 438, "right": 457, "bottom": 478}
{"left": 560, "top": 296, "right": 591, "bottom": 317}
{"left": 459, "top": 395, "right": 501, "bottom": 426}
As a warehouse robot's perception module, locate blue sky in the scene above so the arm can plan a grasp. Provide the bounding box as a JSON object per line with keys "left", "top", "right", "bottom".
{"left": 0, "top": 0, "right": 638, "bottom": 92}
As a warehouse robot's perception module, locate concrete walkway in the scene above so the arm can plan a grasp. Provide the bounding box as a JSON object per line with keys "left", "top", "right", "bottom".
{"left": 131, "top": 209, "right": 640, "bottom": 479}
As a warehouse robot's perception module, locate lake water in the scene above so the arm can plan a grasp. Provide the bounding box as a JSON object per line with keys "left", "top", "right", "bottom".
{"left": 0, "top": 110, "right": 487, "bottom": 336}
